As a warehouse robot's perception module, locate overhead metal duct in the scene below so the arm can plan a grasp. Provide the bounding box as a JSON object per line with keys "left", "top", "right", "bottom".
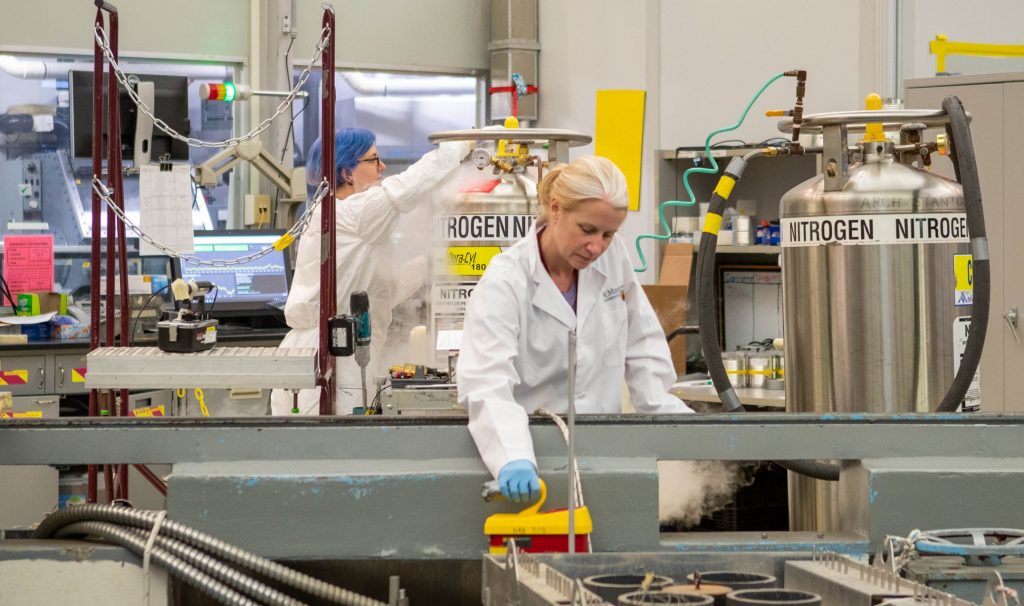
{"left": 489, "top": 0, "right": 539, "bottom": 121}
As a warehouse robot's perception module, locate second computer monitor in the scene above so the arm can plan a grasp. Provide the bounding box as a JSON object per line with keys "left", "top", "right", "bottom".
{"left": 176, "top": 230, "right": 291, "bottom": 318}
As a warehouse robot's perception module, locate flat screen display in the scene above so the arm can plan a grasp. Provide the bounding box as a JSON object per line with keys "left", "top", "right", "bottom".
{"left": 176, "top": 230, "right": 290, "bottom": 317}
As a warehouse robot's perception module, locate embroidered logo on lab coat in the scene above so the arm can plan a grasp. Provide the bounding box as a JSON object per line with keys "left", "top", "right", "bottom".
{"left": 603, "top": 285, "right": 624, "bottom": 301}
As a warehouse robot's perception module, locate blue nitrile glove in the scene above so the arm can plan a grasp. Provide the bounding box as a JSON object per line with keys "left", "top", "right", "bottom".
{"left": 497, "top": 459, "right": 540, "bottom": 503}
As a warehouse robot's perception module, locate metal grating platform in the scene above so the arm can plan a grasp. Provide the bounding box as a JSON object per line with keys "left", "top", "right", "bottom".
{"left": 85, "top": 347, "right": 317, "bottom": 390}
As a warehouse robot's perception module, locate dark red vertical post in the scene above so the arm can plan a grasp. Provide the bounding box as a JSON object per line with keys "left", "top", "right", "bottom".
{"left": 318, "top": 7, "right": 337, "bottom": 415}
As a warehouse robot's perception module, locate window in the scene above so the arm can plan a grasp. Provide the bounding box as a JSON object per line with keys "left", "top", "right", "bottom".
{"left": 0, "top": 53, "right": 236, "bottom": 242}
{"left": 289, "top": 69, "right": 481, "bottom": 178}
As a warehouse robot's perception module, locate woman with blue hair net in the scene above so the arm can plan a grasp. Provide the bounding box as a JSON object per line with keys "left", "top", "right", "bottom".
{"left": 271, "top": 129, "right": 471, "bottom": 415}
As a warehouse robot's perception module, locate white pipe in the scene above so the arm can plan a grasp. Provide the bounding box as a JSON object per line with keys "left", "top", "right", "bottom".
{"left": 247, "top": 0, "right": 261, "bottom": 204}
{"left": 339, "top": 71, "right": 475, "bottom": 96}
{"left": 893, "top": 0, "right": 903, "bottom": 101}
{"left": 0, "top": 55, "right": 48, "bottom": 79}
{"left": 0, "top": 55, "right": 231, "bottom": 80}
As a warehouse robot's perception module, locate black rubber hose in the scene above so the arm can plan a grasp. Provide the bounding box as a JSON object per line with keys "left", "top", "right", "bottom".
{"left": 936, "top": 95, "right": 989, "bottom": 413}
{"left": 54, "top": 520, "right": 258, "bottom": 606}
{"left": 34, "top": 505, "right": 386, "bottom": 606}
{"left": 666, "top": 325, "right": 699, "bottom": 344}
{"left": 697, "top": 155, "right": 841, "bottom": 482}
{"left": 697, "top": 170, "right": 745, "bottom": 413}
{"left": 772, "top": 459, "right": 840, "bottom": 482}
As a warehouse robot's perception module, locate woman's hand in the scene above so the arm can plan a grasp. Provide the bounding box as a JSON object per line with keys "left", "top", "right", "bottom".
{"left": 497, "top": 459, "right": 540, "bottom": 503}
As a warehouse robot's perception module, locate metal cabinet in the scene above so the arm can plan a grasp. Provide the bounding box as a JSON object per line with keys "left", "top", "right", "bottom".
{"left": 128, "top": 389, "right": 175, "bottom": 417}
{"left": 12, "top": 394, "right": 60, "bottom": 418}
{"left": 0, "top": 355, "right": 47, "bottom": 396}
{"left": 906, "top": 73, "right": 1023, "bottom": 412}
{"left": 54, "top": 353, "right": 89, "bottom": 394}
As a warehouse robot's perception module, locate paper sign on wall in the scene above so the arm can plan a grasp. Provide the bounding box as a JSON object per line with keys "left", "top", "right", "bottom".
{"left": 2, "top": 234, "right": 53, "bottom": 304}
{"left": 139, "top": 164, "right": 194, "bottom": 256}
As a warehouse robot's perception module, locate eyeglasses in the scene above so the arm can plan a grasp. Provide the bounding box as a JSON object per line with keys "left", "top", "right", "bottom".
{"left": 358, "top": 155, "right": 383, "bottom": 168}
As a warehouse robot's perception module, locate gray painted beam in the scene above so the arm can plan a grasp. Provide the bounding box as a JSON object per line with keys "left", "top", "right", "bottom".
{"left": 839, "top": 458, "right": 1024, "bottom": 546}
{"left": 1, "top": 414, "right": 1023, "bottom": 464}
{"left": 166, "top": 457, "right": 659, "bottom": 559}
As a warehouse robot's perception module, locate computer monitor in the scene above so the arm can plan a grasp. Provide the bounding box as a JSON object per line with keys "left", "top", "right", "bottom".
{"left": 69, "top": 70, "right": 190, "bottom": 164}
{"left": 173, "top": 230, "right": 292, "bottom": 319}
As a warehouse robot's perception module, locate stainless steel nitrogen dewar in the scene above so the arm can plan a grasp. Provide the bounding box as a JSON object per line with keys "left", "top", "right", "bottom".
{"left": 426, "top": 123, "right": 591, "bottom": 363}
{"left": 774, "top": 99, "right": 986, "bottom": 530}
{"left": 695, "top": 88, "right": 987, "bottom": 533}
{"left": 780, "top": 137, "right": 968, "bottom": 413}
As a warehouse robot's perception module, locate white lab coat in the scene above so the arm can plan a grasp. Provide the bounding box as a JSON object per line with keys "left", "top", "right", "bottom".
{"left": 270, "top": 141, "right": 466, "bottom": 415}
{"left": 458, "top": 223, "right": 694, "bottom": 478}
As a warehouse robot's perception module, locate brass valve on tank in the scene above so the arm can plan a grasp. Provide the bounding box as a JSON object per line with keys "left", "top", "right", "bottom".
{"left": 474, "top": 115, "right": 543, "bottom": 175}
{"left": 898, "top": 123, "right": 940, "bottom": 167}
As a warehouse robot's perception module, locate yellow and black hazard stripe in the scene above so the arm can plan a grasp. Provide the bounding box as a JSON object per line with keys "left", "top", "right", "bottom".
{"left": 0, "top": 370, "right": 29, "bottom": 385}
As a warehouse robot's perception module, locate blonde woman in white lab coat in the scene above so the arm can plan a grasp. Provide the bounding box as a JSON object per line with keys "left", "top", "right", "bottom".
{"left": 270, "top": 128, "right": 470, "bottom": 415}
{"left": 457, "top": 155, "right": 694, "bottom": 502}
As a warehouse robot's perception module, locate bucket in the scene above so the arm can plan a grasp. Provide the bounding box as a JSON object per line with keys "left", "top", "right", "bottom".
{"left": 726, "top": 589, "right": 821, "bottom": 606}
{"left": 665, "top": 583, "right": 732, "bottom": 606}
{"left": 619, "top": 590, "right": 714, "bottom": 605}
{"left": 686, "top": 571, "right": 776, "bottom": 590}
{"left": 582, "top": 574, "right": 674, "bottom": 602}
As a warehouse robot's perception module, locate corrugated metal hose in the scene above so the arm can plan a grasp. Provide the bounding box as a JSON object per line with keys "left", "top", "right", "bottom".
{"left": 33, "top": 504, "right": 387, "bottom": 606}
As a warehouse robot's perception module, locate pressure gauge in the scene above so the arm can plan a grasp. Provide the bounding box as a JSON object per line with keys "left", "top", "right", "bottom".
{"left": 471, "top": 148, "right": 491, "bottom": 170}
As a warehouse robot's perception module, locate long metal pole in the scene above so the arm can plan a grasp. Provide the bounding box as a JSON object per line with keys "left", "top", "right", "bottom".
{"left": 317, "top": 6, "right": 337, "bottom": 415}
{"left": 102, "top": 5, "right": 119, "bottom": 504}
{"left": 132, "top": 464, "right": 167, "bottom": 497}
{"left": 893, "top": 0, "right": 903, "bottom": 101}
{"left": 109, "top": 9, "right": 130, "bottom": 501}
{"left": 88, "top": 7, "right": 105, "bottom": 503}
{"left": 567, "top": 329, "right": 576, "bottom": 554}
{"left": 102, "top": 11, "right": 117, "bottom": 497}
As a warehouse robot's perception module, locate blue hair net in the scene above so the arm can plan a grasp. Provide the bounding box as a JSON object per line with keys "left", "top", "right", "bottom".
{"left": 305, "top": 127, "right": 376, "bottom": 186}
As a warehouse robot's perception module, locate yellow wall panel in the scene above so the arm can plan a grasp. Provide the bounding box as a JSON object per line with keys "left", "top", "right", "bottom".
{"left": 594, "top": 90, "right": 646, "bottom": 211}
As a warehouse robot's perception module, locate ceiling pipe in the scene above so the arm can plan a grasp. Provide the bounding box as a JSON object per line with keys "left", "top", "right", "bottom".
{"left": 0, "top": 54, "right": 231, "bottom": 80}
{"left": 339, "top": 71, "right": 475, "bottom": 96}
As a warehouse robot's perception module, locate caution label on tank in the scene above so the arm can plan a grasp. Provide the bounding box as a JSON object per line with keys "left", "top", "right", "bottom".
{"left": 781, "top": 213, "right": 969, "bottom": 247}
{"left": 435, "top": 214, "right": 535, "bottom": 242}
{"left": 445, "top": 246, "right": 503, "bottom": 276}
{"left": 954, "top": 254, "right": 973, "bottom": 306}
{"left": 953, "top": 316, "right": 982, "bottom": 411}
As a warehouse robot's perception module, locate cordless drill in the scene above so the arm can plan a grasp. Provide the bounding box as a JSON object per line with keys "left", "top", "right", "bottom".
{"left": 350, "top": 291, "right": 371, "bottom": 408}
{"left": 327, "top": 292, "right": 371, "bottom": 410}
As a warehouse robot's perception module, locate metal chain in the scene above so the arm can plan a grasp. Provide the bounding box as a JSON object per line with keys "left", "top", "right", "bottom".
{"left": 93, "top": 25, "right": 331, "bottom": 149}
{"left": 91, "top": 177, "right": 329, "bottom": 266}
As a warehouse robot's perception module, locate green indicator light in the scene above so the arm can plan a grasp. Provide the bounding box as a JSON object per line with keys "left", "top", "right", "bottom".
{"left": 224, "top": 82, "right": 236, "bottom": 102}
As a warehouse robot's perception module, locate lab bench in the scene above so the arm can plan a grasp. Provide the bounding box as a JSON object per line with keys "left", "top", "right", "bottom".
{"left": 673, "top": 384, "right": 785, "bottom": 408}
{"left": 0, "top": 328, "right": 287, "bottom": 417}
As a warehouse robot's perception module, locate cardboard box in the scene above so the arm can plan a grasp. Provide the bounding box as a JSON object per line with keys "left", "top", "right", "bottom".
{"left": 51, "top": 315, "right": 90, "bottom": 341}
{"left": 639, "top": 244, "right": 695, "bottom": 375}
{"left": 16, "top": 292, "right": 67, "bottom": 316}
{"left": 643, "top": 285, "right": 688, "bottom": 375}
{"left": 659, "top": 243, "right": 693, "bottom": 286}
{"left": 20, "top": 322, "right": 51, "bottom": 341}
